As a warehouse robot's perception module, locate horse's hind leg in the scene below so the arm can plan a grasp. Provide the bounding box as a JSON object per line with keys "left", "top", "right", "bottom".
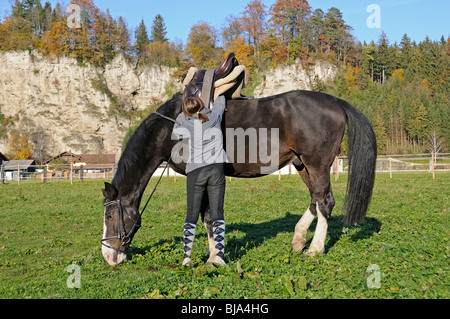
{"left": 292, "top": 160, "right": 335, "bottom": 255}
{"left": 305, "top": 169, "right": 335, "bottom": 256}
{"left": 202, "top": 209, "right": 217, "bottom": 262}
{"left": 200, "top": 197, "right": 219, "bottom": 264}
{"left": 291, "top": 166, "right": 315, "bottom": 252}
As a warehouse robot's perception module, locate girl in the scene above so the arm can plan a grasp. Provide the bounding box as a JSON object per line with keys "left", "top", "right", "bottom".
{"left": 172, "top": 95, "right": 228, "bottom": 266}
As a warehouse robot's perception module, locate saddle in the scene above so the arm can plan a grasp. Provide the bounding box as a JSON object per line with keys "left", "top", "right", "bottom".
{"left": 182, "top": 52, "right": 250, "bottom": 108}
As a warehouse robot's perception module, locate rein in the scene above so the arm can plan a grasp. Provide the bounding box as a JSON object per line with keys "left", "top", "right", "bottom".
{"left": 101, "top": 154, "right": 172, "bottom": 253}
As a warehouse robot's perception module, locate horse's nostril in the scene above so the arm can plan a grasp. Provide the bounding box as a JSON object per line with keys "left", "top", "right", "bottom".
{"left": 104, "top": 253, "right": 116, "bottom": 266}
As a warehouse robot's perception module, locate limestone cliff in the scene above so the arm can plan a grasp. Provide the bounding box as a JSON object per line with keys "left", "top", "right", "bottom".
{"left": 0, "top": 51, "right": 336, "bottom": 162}
{"left": 0, "top": 50, "right": 183, "bottom": 160}
{"left": 254, "top": 61, "right": 337, "bottom": 97}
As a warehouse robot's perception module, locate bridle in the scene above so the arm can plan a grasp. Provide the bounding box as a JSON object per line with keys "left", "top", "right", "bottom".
{"left": 101, "top": 199, "right": 141, "bottom": 253}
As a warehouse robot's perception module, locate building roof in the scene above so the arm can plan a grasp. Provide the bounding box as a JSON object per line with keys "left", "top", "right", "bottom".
{"left": 3, "top": 160, "right": 36, "bottom": 170}
{"left": 0, "top": 152, "right": 8, "bottom": 162}
{"left": 44, "top": 151, "right": 115, "bottom": 165}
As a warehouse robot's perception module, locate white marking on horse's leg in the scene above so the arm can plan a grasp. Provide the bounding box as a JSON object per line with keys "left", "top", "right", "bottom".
{"left": 292, "top": 208, "right": 315, "bottom": 252}
{"left": 305, "top": 203, "right": 328, "bottom": 256}
{"left": 204, "top": 220, "right": 217, "bottom": 261}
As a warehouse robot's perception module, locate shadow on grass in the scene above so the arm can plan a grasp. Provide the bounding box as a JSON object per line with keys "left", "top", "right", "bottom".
{"left": 127, "top": 212, "right": 381, "bottom": 262}
{"left": 226, "top": 212, "right": 382, "bottom": 260}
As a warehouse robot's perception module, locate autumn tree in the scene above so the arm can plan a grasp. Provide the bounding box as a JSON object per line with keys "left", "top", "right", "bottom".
{"left": 221, "top": 14, "right": 244, "bottom": 49}
{"left": 186, "top": 22, "right": 221, "bottom": 69}
{"left": 241, "top": 0, "right": 266, "bottom": 46}
{"left": 8, "top": 134, "right": 34, "bottom": 160}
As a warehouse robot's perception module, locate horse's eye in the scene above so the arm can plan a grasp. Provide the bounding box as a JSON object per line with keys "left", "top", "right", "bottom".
{"left": 106, "top": 214, "right": 112, "bottom": 220}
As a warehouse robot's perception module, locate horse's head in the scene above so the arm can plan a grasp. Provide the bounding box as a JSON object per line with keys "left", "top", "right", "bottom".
{"left": 101, "top": 182, "right": 141, "bottom": 266}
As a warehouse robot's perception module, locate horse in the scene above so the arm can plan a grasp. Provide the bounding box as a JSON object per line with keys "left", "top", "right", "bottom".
{"left": 100, "top": 90, "right": 377, "bottom": 266}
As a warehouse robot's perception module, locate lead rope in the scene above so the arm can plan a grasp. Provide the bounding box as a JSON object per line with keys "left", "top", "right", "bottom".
{"left": 139, "top": 153, "right": 173, "bottom": 217}
{"left": 139, "top": 111, "right": 179, "bottom": 216}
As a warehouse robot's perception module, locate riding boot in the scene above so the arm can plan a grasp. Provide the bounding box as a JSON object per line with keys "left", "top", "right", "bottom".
{"left": 212, "top": 220, "right": 226, "bottom": 266}
{"left": 183, "top": 222, "right": 196, "bottom": 266}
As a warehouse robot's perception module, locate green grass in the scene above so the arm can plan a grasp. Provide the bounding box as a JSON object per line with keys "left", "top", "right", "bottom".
{"left": 0, "top": 172, "right": 448, "bottom": 299}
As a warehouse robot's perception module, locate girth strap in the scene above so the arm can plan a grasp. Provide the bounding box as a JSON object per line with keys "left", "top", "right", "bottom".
{"left": 200, "top": 69, "right": 215, "bottom": 108}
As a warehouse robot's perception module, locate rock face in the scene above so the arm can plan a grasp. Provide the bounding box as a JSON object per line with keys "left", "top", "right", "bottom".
{"left": 0, "top": 51, "right": 336, "bottom": 162}
{"left": 254, "top": 61, "right": 337, "bottom": 97}
{"left": 0, "top": 50, "right": 183, "bottom": 160}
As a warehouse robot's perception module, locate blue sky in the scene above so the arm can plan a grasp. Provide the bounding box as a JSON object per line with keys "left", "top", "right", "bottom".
{"left": 1, "top": 0, "right": 448, "bottom": 45}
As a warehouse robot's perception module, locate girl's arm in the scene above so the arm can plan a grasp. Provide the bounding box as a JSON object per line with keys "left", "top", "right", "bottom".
{"left": 212, "top": 95, "right": 226, "bottom": 115}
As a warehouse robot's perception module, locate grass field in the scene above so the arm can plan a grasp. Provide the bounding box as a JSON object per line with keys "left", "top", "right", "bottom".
{"left": 0, "top": 172, "right": 448, "bottom": 299}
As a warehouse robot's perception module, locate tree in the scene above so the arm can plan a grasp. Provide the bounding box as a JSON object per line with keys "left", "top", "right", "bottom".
{"left": 186, "top": 22, "right": 220, "bottom": 68}
{"left": 399, "top": 33, "right": 412, "bottom": 69}
{"left": 374, "top": 114, "right": 387, "bottom": 154}
{"left": 241, "top": 0, "right": 267, "bottom": 46}
{"left": 375, "top": 31, "right": 396, "bottom": 83}
{"left": 221, "top": 14, "right": 244, "bottom": 50}
{"left": 323, "top": 7, "right": 353, "bottom": 64}
{"left": 309, "top": 8, "right": 325, "bottom": 55}
{"left": 150, "top": 14, "right": 168, "bottom": 43}
{"left": 425, "top": 129, "right": 446, "bottom": 160}
{"left": 8, "top": 134, "right": 34, "bottom": 160}
{"left": 116, "top": 16, "right": 131, "bottom": 57}
{"left": 135, "top": 18, "right": 150, "bottom": 59}
{"left": 406, "top": 100, "right": 429, "bottom": 150}
{"left": 268, "top": 0, "right": 311, "bottom": 61}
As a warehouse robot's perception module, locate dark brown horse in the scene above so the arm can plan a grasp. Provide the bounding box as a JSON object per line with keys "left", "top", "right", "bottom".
{"left": 101, "top": 90, "right": 376, "bottom": 266}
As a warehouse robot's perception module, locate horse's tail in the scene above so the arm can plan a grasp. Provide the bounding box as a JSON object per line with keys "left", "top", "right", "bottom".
{"left": 340, "top": 100, "right": 377, "bottom": 225}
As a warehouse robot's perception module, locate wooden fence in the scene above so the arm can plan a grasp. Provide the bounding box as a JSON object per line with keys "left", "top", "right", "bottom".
{"left": 1, "top": 153, "right": 449, "bottom": 185}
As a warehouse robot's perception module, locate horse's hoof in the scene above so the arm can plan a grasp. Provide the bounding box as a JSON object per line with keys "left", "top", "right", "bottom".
{"left": 291, "top": 238, "right": 306, "bottom": 252}
{"left": 206, "top": 256, "right": 226, "bottom": 267}
{"left": 304, "top": 248, "right": 324, "bottom": 257}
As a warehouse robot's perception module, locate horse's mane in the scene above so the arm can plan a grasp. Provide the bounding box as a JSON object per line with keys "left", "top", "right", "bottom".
{"left": 112, "top": 94, "right": 182, "bottom": 188}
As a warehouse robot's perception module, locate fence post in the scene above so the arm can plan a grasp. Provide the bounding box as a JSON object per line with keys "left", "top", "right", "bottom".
{"left": 334, "top": 157, "right": 339, "bottom": 181}
{"left": 70, "top": 162, "right": 73, "bottom": 185}
{"left": 1, "top": 164, "right": 4, "bottom": 184}
{"left": 80, "top": 165, "right": 84, "bottom": 182}
{"left": 44, "top": 165, "right": 47, "bottom": 184}
{"left": 18, "top": 163, "right": 20, "bottom": 185}
{"left": 431, "top": 151, "right": 435, "bottom": 180}
{"left": 389, "top": 157, "right": 392, "bottom": 179}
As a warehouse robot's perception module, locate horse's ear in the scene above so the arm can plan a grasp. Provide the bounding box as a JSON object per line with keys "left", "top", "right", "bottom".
{"left": 102, "top": 182, "right": 118, "bottom": 200}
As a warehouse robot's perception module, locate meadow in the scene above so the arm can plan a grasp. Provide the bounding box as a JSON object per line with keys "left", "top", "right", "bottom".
{"left": 0, "top": 172, "right": 448, "bottom": 299}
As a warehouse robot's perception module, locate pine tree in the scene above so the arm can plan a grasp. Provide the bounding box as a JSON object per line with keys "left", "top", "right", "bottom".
{"left": 309, "top": 8, "right": 325, "bottom": 55}
{"left": 135, "top": 19, "right": 150, "bottom": 59}
{"left": 268, "top": 0, "right": 312, "bottom": 61}
{"left": 399, "top": 33, "right": 412, "bottom": 69}
{"left": 150, "top": 14, "right": 168, "bottom": 43}
{"left": 116, "top": 16, "right": 131, "bottom": 56}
